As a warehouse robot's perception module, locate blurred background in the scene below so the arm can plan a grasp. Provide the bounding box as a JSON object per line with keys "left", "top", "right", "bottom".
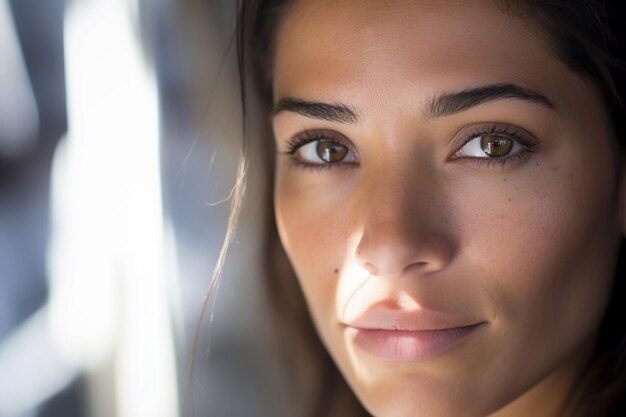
{"left": 0, "top": 0, "right": 289, "bottom": 416}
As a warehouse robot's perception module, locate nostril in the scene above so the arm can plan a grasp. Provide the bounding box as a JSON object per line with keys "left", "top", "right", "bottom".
{"left": 362, "top": 262, "right": 379, "bottom": 276}
{"left": 355, "top": 230, "right": 454, "bottom": 279}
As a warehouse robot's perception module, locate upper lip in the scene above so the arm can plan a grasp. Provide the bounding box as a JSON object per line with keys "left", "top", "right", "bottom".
{"left": 343, "top": 306, "right": 483, "bottom": 332}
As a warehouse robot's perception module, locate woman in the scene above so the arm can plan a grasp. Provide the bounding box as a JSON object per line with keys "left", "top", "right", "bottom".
{"left": 225, "top": 1, "right": 626, "bottom": 416}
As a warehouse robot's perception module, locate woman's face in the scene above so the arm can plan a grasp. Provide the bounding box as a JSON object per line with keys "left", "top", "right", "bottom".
{"left": 271, "top": 1, "right": 625, "bottom": 416}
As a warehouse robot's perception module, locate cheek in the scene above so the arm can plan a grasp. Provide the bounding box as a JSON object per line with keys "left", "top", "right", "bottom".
{"left": 273, "top": 123, "right": 620, "bottom": 417}
{"left": 274, "top": 171, "right": 359, "bottom": 323}
{"left": 460, "top": 140, "right": 619, "bottom": 385}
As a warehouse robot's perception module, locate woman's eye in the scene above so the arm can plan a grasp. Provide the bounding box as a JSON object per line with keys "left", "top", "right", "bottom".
{"left": 295, "top": 139, "right": 357, "bottom": 165}
{"left": 457, "top": 134, "right": 524, "bottom": 159}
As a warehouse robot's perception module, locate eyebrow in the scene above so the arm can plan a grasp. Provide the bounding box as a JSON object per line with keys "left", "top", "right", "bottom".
{"left": 272, "top": 83, "right": 555, "bottom": 124}
{"left": 272, "top": 98, "right": 359, "bottom": 123}
{"left": 426, "top": 83, "right": 555, "bottom": 118}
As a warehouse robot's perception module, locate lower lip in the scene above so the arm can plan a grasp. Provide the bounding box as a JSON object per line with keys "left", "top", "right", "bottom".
{"left": 346, "top": 324, "right": 484, "bottom": 362}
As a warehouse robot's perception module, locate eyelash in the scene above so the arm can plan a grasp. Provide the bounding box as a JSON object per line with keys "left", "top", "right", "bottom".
{"left": 452, "top": 124, "right": 537, "bottom": 168}
{"left": 283, "top": 130, "right": 357, "bottom": 172}
{"left": 281, "top": 124, "right": 538, "bottom": 171}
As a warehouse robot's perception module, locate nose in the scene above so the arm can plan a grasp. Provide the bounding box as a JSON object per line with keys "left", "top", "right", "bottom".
{"left": 355, "top": 173, "right": 454, "bottom": 279}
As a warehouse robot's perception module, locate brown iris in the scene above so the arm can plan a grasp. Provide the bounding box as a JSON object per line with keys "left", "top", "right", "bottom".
{"left": 480, "top": 135, "right": 513, "bottom": 157}
{"left": 317, "top": 141, "right": 348, "bottom": 163}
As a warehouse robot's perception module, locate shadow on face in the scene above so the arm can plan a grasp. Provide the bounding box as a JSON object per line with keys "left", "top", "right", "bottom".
{"left": 270, "top": 1, "right": 624, "bottom": 416}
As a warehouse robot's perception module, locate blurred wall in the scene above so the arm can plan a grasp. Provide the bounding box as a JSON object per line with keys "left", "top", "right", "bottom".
{"left": 0, "top": 0, "right": 290, "bottom": 416}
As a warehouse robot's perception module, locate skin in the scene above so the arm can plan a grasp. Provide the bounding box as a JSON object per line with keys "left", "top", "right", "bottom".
{"left": 271, "top": 1, "right": 626, "bottom": 416}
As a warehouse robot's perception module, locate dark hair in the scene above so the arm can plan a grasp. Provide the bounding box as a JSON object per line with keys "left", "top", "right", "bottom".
{"left": 231, "top": 1, "right": 626, "bottom": 416}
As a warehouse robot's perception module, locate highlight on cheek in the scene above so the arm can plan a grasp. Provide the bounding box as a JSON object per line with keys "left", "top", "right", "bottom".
{"left": 335, "top": 259, "right": 372, "bottom": 325}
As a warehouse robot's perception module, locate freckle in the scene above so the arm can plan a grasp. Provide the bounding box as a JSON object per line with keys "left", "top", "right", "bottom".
{"left": 503, "top": 177, "right": 507, "bottom": 182}
{"left": 508, "top": 198, "right": 512, "bottom": 202}
{"left": 334, "top": 268, "right": 339, "bottom": 274}
{"left": 536, "top": 162, "right": 540, "bottom": 167}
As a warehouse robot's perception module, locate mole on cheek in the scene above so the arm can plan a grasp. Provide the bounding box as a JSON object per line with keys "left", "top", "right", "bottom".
{"left": 334, "top": 268, "right": 339, "bottom": 274}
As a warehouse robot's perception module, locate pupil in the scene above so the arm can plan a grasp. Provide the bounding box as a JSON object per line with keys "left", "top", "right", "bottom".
{"left": 481, "top": 135, "right": 512, "bottom": 157}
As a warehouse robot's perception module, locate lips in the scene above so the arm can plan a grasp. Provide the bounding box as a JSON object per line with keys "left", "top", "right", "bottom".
{"left": 342, "top": 307, "right": 485, "bottom": 361}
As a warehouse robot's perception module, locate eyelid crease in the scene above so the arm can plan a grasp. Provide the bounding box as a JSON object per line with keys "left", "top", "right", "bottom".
{"left": 282, "top": 129, "right": 357, "bottom": 156}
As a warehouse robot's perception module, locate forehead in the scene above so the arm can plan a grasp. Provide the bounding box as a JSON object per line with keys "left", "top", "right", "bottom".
{"left": 272, "top": 0, "right": 571, "bottom": 108}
